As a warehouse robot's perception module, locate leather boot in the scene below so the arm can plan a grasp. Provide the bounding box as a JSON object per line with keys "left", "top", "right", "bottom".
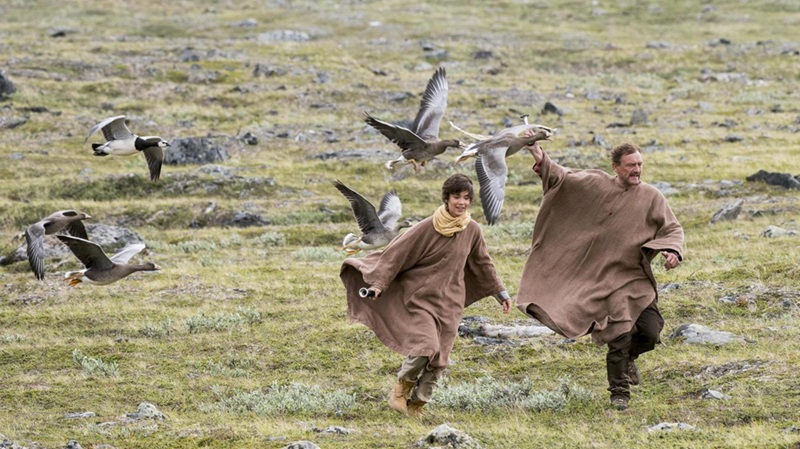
{"left": 388, "top": 380, "right": 415, "bottom": 414}
{"left": 407, "top": 399, "right": 427, "bottom": 418}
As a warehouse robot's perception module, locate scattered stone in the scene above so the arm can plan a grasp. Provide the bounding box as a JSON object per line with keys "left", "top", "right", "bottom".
{"left": 1, "top": 117, "right": 27, "bottom": 129}
{"left": 64, "top": 441, "right": 84, "bottom": 449}
{"left": 180, "top": 49, "right": 201, "bottom": 62}
{"left": 126, "top": 402, "right": 166, "bottom": 420}
{"left": 630, "top": 108, "right": 648, "bottom": 125}
{"left": 723, "top": 134, "right": 744, "bottom": 143}
{"left": 231, "top": 18, "right": 258, "bottom": 27}
{"left": 670, "top": 323, "right": 744, "bottom": 345}
{"left": 645, "top": 41, "right": 671, "bottom": 49}
{"left": 700, "top": 389, "right": 730, "bottom": 400}
{"left": 257, "top": 30, "right": 310, "bottom": 43}
{"left": 651, "top": 181, "right": 679, "bottom": 196}
{"left": 253, "top": 64, "right": 285, "bottom": 78}
{"left": 64, "top": 411, "right": 96, "bottom": 419}
{"left": 646, "top": 422, "right": 696, "bottom": 432}
{"left": 0, "top": 71, "right": 15, "bottom": 100}
{"left": 314, "top": 426, "right": 353, "bottom": 435}
{"left": 421, "top": 424, "right": 482, "bottom": 449}
{"left": 710, "top": 198, "right": 743, "bottom": 223}
{"left": 591, "top": 134, "right": 609, "bottom": 148}
{"left": 761, "top": 225, "right": 797, "bottom": 238}
{"left": 165, "top": 138, "right": 229, "bottom": 165}
{"left": 477, "top": 323, "right": 555, "bottom": 339}
{"left": 240, "top": 132, "right": 258, "bottom": 145}
{"left": 282, "top": 442, "right": 319, "bottom": 449}
{"left": 473, "top": 50, "right": 494, "bottom": 59}
{"left": 697, "top": 360, "right": 767, "bottom": 379}
{"left": 221, "top": 211, "right": 270, "bottom": 228}
{"left": 542, "top": 101, "right": 563, "bottom": 116}
{"left": 746, "top": 170, "right": 800, "bottom": 189}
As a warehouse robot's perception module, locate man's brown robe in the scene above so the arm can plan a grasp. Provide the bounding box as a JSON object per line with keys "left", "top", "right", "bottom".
{"left": 516, "top": 153, "right": 684, "bottom": 344}
{"left": 340, "top": 216, "right": 505, "bottom": 375}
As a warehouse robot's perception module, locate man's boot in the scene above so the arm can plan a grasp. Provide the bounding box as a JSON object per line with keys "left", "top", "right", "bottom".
{"left": 388, "top": 380, "right": 415, "bottom": 414}
{"left": 407, "top": 399, "right": 427, "bottom": 418}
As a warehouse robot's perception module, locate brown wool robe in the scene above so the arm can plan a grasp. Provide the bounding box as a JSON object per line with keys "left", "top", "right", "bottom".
{"left": 340, "top": 216, "right": 505, "bottom": 376}
{"left": 516, "top": 153, "right": 684, "bottom": 345}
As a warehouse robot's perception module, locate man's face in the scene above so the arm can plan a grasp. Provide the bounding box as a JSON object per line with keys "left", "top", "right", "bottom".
{"left": 613, "top": 152, "right": 643, "bottom": 188}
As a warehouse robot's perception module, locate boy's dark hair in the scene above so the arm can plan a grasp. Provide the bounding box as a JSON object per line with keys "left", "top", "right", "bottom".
{"left": 441, "top": 173, "right": 474, "bottom": 203}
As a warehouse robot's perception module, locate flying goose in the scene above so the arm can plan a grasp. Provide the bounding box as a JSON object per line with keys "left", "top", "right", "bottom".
{"left": 57, "top": 235, "right": 161, "bottom": 286}
{"left": 455, "top": 127, "right": 553, "bottom": 225}
{"left": 24, "top": 210, "right": 91, "bottom": 280}
{"left": 84, "top": 115, "right": 170, "bottom": 181}
{"left": 364, "top": 67, "right": 464, "bottom": 171}
{"left": 334, "top": 180, "right": 414, "bottom": 255}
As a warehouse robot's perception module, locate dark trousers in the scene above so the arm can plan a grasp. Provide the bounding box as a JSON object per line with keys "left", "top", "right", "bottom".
{"left": 606, "top": 303, "right": 664, "bottom": 399}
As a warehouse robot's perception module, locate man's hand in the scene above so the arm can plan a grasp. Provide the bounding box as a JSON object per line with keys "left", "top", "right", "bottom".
{"left": 661, "top": 251, "right": 680, "bottom": 270}
{"left": 501, "top": 299, "right": 512, "bottom": 314}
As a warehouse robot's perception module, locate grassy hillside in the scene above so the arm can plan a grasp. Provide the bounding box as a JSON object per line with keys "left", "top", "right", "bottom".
{"left": 1, "top": 1, "right": 798, "bottom": 448}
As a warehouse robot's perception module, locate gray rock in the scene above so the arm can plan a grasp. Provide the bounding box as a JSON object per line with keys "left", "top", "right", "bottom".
{"left": 64, "top": 411, "right": 96, "bottom": 419}
{"left": 165, "top": 138, "right": 229, "bottom": 165}
{"left": 746, "top": 170, "right": 800, "bottom": 189}
{"left": 542, "top": 101, "right": 563, "bottom": 116}
{"left": 652, "top": 182, "right": 680, "bottom": 196}
{"left": 1, "top": 117, "right": 27, "bottom": 129}
{"left": 421, "top": 424, "right": 482, "bottom": 449}
{"left": 315, "top": 426, "right": 352, "bottom": 435}
{"left": 630, "top": 108, "right": 648, "bottom": 125}
{"left": 64, "top": 441, "right": 83, "bottom": 449}
{"left": 710, "top": 198, "right": 744, "bottom": 223}
{"left": 0, "top": 71, "right": 15, "bottom": 100}
{"left": 646, "top": 41, "right": 671, "bottom": 49}
{"left": 761, "top": 225, "right": 797, "bottom": 238}
{"left": 282, "top": 442, "right": 319, "bottom": 449}
{"left": 222, "top": 211, "right": 270, "bottom": 228}
{"left": 723, "top": 134, "right": 744, "bottom": 142}
{"left": 670, "top": 323, "right": 745, "bottom": 345}
{"left": 477, "top": 323, "right": 555, "bottom": 339}
{"left": 647, "top": 422, "right": 696, "bottom": 432}
{"left": 700, "top": 389, "right": 730, "bottom": 400}
{"left": 126, "top": 402, "right": 166, "bottom": 420}
{"left": 257, "top": 30, "right": 310, "bottom": 43}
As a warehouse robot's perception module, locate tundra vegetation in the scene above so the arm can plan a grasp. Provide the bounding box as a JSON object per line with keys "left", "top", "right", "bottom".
{"left": 0, "top": 1, "right": 799, "bottom": 448}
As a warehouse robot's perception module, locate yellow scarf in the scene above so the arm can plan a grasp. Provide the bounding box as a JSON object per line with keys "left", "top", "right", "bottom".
{"left": 433, "top": 204, "right": 471, "bottom": 237}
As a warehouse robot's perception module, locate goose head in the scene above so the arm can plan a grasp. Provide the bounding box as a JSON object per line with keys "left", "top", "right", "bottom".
{"left": 142, "top": 136, "right": 171, "bottom": 148}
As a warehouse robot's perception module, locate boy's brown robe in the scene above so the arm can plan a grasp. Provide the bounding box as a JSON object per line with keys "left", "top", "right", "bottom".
{"left": 340, "top": 216, "right": 504, "bottom": 375}
{"left": 516, "top": 153, "right": 684, "bottom": 344}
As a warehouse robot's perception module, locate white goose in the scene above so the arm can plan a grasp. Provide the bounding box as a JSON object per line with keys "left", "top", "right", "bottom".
{"left": 452, "top": 120, "right": 554, "bottom": 225}
{"left": 85, "top": 115, "right": 170, "bottom": 181}
{"left": 334, "top": 180, "right": 414, "bottom": 255}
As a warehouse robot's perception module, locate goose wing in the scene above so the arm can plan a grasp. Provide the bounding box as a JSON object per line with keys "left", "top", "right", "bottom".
{"left": 364, "top": 112, "right": 427, "bottom": 152}
{"left": 109, "top": 243, "right": 146, "bottom": 264}
{"left": 377, "top": 190, "right": 402, "bottom": 230}
{"left": 475, "top": 147, "right": 511, "bottom": 226}
{"left": 24, "top": 221, "right": 47, "bottom": 280}
{"left": 411, "top": 67, "right": 448, "bottom": 140}
{"left": 334, "top": 180, "right": 385, "bottom": 234}
{"left": 56, "top": 235, "right": 114, "bottom": 271}
{"left": 495, "top": 123, "right": 555, "bottom": 138}
{"left": 142, "top": 145, "right": 164, "bottom": 181}
{"left": 84, "top": 115, "right": 132, "bottom": 142}
{"left": 66, "top": 219, "right": 88, "bottom": 240}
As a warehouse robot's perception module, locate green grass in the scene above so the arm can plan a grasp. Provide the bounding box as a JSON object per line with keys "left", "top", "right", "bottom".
{"left": 1, "top": 1, "right": 799, "bottom": 448}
